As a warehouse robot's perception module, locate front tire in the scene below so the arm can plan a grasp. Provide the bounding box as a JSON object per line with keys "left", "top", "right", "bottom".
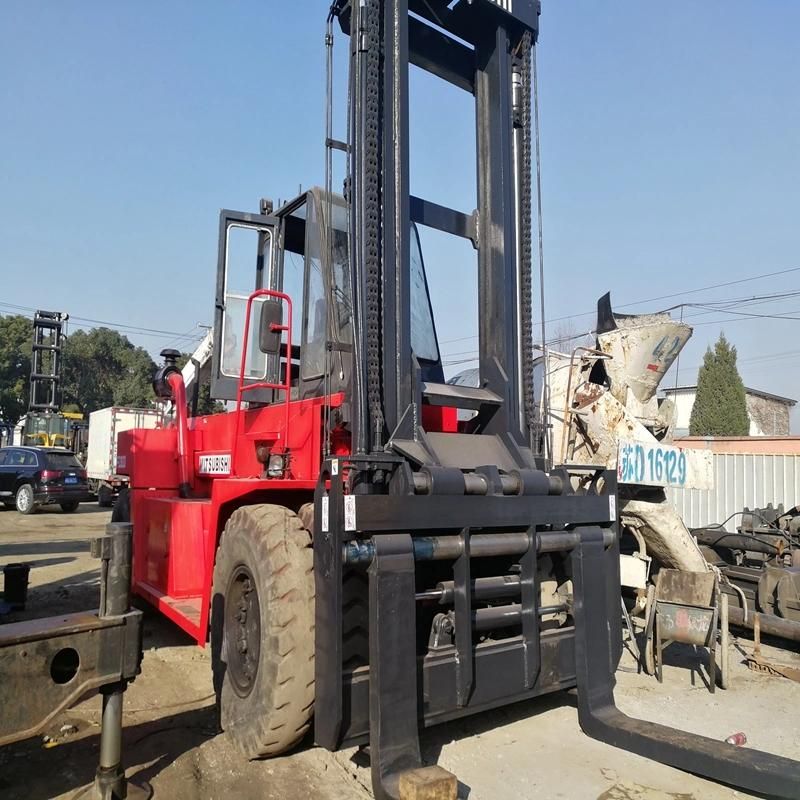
{"left": 211, "top": 504, "right": 314, "bottom": 758}
{"left": 15, "top": 484, "right": 36, "bottom": 515}
{"left": 298, "top": 503, "right": 368, "bottom": 670}
{"left": 60, "top": 500, "right": 80, "bottom": 513}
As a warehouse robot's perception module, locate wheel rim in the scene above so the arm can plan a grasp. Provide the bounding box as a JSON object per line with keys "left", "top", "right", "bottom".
{"left": 17, "top": 487, "right": 31, "bottom": 512}
{"left": 224, "top": 564, "right": 261, "bottom": 697}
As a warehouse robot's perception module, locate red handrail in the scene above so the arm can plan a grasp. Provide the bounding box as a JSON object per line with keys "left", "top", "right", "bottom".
{"left": 232, "top": 289, "right": 293, "bottom": 476}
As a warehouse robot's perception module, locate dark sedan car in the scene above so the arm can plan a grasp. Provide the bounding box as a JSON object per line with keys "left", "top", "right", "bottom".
{"left": 0, "top": 446, "right": 90, "bottom": 514}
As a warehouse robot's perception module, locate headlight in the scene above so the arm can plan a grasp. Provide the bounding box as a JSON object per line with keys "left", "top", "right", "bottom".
{"left": 267, "top": 453, "right": 286, "bottom": 478}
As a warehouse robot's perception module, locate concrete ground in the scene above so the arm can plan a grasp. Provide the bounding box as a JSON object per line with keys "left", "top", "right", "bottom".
{"left": 1, "top": 503, "right": 798, "bottom": 800}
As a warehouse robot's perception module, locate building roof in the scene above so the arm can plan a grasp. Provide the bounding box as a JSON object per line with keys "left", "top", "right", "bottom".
{"left": 675, "top": 436, "right": 800, "bottom": 455}
{"left": 662, "top": 385, "right": 796, "bottom": 406}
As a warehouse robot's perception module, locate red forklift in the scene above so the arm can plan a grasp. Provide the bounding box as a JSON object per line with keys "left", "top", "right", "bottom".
{"left": 117, "top": 2, "right": 800, "bottom": 798}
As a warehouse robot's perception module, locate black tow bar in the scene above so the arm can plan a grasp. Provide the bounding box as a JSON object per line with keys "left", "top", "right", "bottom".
{"left": 77, "top": 522, "right": 152, "bottom": 800}
{"left": 572, "top": 526, "right": 800, "bottom": 799}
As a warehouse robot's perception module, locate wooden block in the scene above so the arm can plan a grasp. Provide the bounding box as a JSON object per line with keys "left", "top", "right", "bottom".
{"left": 398, "top": 765, "right": 458, "bottom": 800}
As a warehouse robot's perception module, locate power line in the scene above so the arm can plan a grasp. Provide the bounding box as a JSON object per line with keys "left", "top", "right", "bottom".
{"left": 442, "top": 301, "right": 800, "bottom": 357}
{"left": 668, "top": 290, "right": 800, "bottom": 316}
{"left": 547, "top": 265, "right": 800, "bottom": 326}
{"left": 689, "top": 289, "right": 800, "bottom": 307}
{"left": 442, "top": 356, "right": 480, "bottom": 367}
{"left": 441, "top": 290, "right": 800, "bottom": 362}
{"left": 70, "top": 314, "right": 204, "bottom": 339}
{"left": 0, "top": 301, "right": 207, "bottom": 343}
{"left": 689, "top": 304, "right": 800, "bottom": 322}
{"left": 439, "top": 266, "right": 800, "bottom": 347}
{"left": 674, "top": 348, "right": 800, "bottom": 378}
{"left": 161, "top": 324, "right": 209, "bottom": 351}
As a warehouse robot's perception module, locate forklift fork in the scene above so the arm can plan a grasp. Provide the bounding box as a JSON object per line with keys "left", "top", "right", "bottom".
{"left": 572, "top": 526, "right": 800, "bottom": 799}
{"left": 368, "top": 534, "right": 422, "bottom": 798}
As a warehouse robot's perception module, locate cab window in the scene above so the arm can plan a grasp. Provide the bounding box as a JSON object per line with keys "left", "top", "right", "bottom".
{"left": 303, "top": 200, "right": 326, "bottom": 379}
{"left": 221, "top": 224, "right": 272, "bottom": 379}
{"left": 328, "top": 200, "right": 353, "bottom": 346}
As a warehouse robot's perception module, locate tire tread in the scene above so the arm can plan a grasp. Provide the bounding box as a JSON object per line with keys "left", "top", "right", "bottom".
{"left": 211, "top": 504, "right": 314, "bottom": 758}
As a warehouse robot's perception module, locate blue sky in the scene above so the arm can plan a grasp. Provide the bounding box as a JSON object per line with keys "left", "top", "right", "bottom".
{"left": 1, "top": 2, "right": 799, "bottom": 422}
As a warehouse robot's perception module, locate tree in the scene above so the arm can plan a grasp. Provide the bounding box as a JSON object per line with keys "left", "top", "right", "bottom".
{"left": 0, "top": 317, "right": 224, "bottom": 422}
{"left": 689, "top": 333, "right": 749, "bottom": 436}
{"left": 0, "top": 315, "right": 33, "bottom": 422}
{"left": 61, "top": 328, "right": 157, "bottom": 414}
{"left": 196, "top": 382, "right": 225, "bottom": 415}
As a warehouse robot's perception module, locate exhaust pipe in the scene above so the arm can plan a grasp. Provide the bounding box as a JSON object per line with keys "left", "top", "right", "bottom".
{"left": 153, "top": 349, "right": 193, "bottom": 499}
{"left": 166, "top": 372, "right": 193, "bottom": 499}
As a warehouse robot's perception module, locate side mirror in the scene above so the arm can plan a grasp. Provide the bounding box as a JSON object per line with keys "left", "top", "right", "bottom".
{"left": 259, "top": 299, "right": 283, "bottom": 355}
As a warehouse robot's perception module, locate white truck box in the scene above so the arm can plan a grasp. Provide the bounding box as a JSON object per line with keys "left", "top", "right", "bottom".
{"left": 86, "top": 406, "right": 161, "bottom": 485}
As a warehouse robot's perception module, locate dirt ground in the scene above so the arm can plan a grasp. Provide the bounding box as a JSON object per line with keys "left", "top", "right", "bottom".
{"left": 1, "top": 504, "right": 798, "bottom": 800}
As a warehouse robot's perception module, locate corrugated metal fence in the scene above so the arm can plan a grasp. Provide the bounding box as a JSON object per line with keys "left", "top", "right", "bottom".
{"left": 667, "top": 453, "right": 800, "bottom": 528}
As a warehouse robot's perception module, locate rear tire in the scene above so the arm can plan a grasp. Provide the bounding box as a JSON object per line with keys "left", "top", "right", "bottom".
{"left": 211, "top": 504, "right": 314, "bottom": 758}
{"left": 97, "top": 484, "right": 114, "bottom": 508}
{"left": 111, "top": 487, "right": 130, "bottom": 523}
{"left": 60, "top": 500, "right": 80, "bottom": 513}
{"left": 15, "top": 484, "right": 36, "bottom": 515}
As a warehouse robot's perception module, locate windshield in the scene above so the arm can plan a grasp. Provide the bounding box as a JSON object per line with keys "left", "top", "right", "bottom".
{"left": 23, "top": 415, "right": 70, "bottom": 437}
{"left": 316, "top": 195, "right": 438, "bottom": 364}
{"left": 410, "top": 224, "right": 439, "bottom": 362}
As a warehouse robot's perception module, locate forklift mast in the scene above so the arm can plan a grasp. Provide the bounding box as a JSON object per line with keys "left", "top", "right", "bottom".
{"left": 343, "top": 0, "right": 538, "bottom": 465}
{"left": 29, "top": 310, "right": 65, "bottom": 414}
{"left": 22, "top": 310, "right": 74, "bottom": 448}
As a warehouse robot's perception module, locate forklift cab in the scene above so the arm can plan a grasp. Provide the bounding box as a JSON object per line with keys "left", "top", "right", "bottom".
{"left": 210, "top": 188, "right": 443, "bottom": 408}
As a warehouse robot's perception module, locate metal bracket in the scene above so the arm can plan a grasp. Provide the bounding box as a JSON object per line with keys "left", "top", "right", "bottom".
{"left": 453, "top": 528, "right": 473, "bottom": 706}
{"left": 0, "top": 610, "right": 142, "bottom": 747}
{"left": 519, "top": 524, "right": 540, "bottom": 688}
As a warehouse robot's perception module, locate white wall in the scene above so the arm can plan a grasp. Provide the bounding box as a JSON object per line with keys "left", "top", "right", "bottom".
{"left": 667, "top": 452, "right": 800, "bottom": 528}
{"left": 667, "top": 390, "right": 696, "bottom": 434}
{"left": 667, "top": 390, "right": 772, "bottom": 436}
